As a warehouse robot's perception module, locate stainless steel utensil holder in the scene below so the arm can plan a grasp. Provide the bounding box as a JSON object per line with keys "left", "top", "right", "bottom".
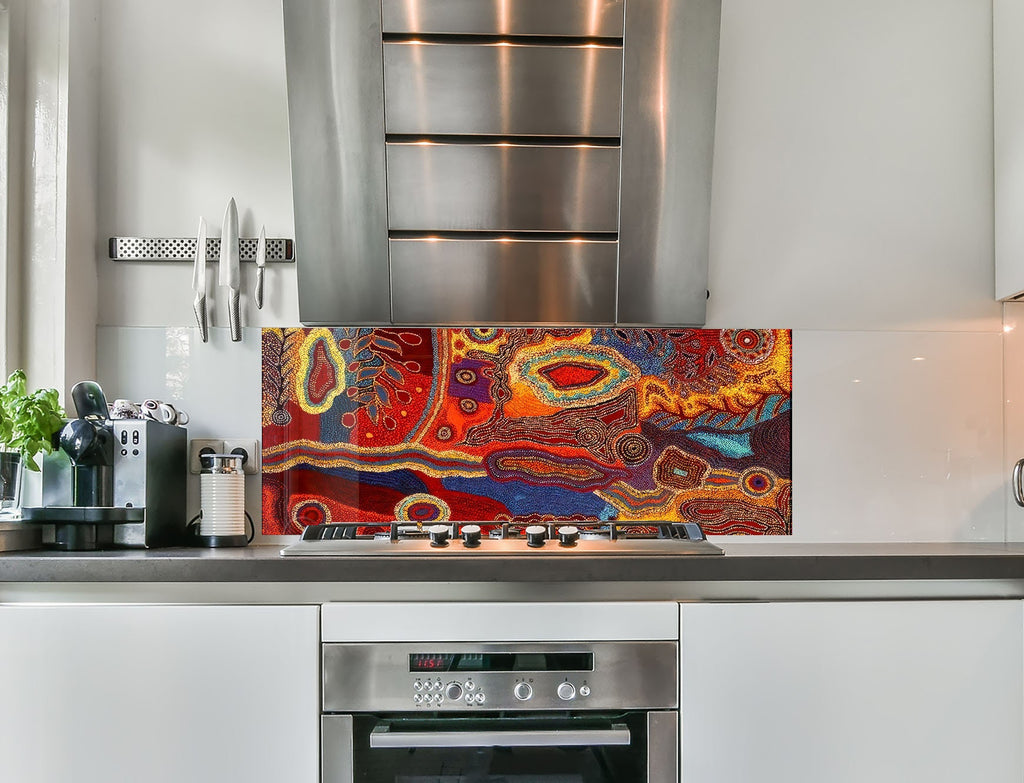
{"left": 108, "top": 237, "right": 294, "bottom": 263}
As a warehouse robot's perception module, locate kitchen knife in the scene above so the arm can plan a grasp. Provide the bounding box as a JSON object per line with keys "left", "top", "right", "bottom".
{"left": 219, "top": 197, "right": 241, "bottom": 342}
{"left": 254, "top": 224, "right": 266, "bottom": 310}
{"left": 192, "top": 217, "right": 209, "bottom": 342}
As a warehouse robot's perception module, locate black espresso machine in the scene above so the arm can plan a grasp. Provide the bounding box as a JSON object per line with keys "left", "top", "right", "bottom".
{"left": 22, "top": 381, "right": 187, "bottom": 550}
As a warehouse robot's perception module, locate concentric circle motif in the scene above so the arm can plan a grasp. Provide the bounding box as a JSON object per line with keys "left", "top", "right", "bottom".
{"left": 296, "top": 328, "right": 347, "bottom": 413}
{"left": 615, "top": 433, "right": 652, "bottom": 466}
{"left": 459, "top": 398, "right": 478, "bottom": 414}
{"left": 654, "top": 448, "right": 710, "bottom": 491}
{"left": 518, "top": 344, "right": 632, "bottom": 405}
{"left": 291, "top": 499, "right": 331, "bottom": 530}
{"left": 721, "top": 329, "right": 775, "bottom": 364}
{"left": 577, "top": 425, "right": 602, "bottom": 447}
{"left": 454, "top": 368, "right": 478, "bottom": 385}
{"left": 395, "top": 494, "right": 451, "bottom": 523}
{"left": 436, "top": 425, "right": 453, "bottom": 441}
{"left": 466, "top": 328, "right": 500, "bottom": 344}
{"left": 739, "top": 468, "right": 776, "bottom": 498}
{"left": 270, "top": 408, "right": 291, "bottom": 426}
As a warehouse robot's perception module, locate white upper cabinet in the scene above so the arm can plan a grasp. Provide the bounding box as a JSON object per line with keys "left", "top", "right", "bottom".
{"left": 996, "top": 0, "right": 1024, "bottom": 300}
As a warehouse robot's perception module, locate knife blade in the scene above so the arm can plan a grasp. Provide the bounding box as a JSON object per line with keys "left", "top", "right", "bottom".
{"left": 254, "top": 224, "right": 266, "bottom": 310}
{"left": 219, "top": 197, "right": 241, "bottom": 342}
{"left": 192, "top": 217, "right": 208, "bottom": 342}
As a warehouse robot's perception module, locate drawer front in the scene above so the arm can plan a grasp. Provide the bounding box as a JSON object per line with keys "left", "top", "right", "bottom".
{"left": 386, "top": 143, "right": 621, "bottom": 232}
{"left": 381, "top": 0, "right": 625, "bottom": 37}
{"left": 384, "top": 42, "right": 623, "bottom": 137}
{"left": 390, "top": 238, "right": 617, "bottom": 323}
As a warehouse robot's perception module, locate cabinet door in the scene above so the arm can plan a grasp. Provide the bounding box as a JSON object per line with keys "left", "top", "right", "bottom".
{"left": 680, "top": 601, "right": 1023, "bottom": 783}
{"left": 996, "top": 0, "right": 1024, "bottom": 299}
{"left": 0, "top": 604, "right": 319, "bottom": 783}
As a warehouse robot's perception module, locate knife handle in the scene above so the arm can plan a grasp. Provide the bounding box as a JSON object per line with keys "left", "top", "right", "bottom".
{"left": 193, "top": 294, "right": 209, "bottom": 343}
{"left": 255, "top": 267, "right": 265, "bottom": 310}
{"left": 229, "top": 289, "right": 241, "bottom": 342}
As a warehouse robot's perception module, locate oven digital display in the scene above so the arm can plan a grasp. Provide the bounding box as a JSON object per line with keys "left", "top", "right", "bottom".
{"left": 409, "top": 652, "right": 594, "bottom": 673}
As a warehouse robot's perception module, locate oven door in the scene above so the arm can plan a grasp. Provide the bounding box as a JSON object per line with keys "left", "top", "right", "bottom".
{"left": 323, "top": 711, "right": 677, "bottom": 783}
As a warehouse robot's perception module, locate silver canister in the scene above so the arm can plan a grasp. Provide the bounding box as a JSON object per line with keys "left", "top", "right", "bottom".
{"left": 197, "top": 453, "right": 248, "bottom": 547}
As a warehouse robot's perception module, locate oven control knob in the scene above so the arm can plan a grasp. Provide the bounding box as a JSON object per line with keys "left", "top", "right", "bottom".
{"left": 428, "top": 524, "right": 450, "bottom": 547}
{"left": 445, "top": 682, "right": 464, "bottom": 701}
{"left": 557, "top": 525, "right": 579, "bottom": 546}
{"left": 461, "top": 524, "right": 482, "bottom": 548}
{"left": 557, "top": 682, "right": 576, "bottom": 701}
{"left": 579, "top": 685, "right": 591, "bottom": 697}
{"left": 525, "top": 525, "right": 547, "bottom": 547}
{"left": 514, "top": 682, "right": 533, "bottom": 701}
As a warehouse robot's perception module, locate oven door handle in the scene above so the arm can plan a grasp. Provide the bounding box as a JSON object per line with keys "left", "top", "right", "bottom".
{"left": 369, "top": 723, "right": 631, "bottom": 749}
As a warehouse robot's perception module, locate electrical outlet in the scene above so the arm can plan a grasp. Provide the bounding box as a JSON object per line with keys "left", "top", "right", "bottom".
{"left": 223, "top": 438, "right": 261, "bottom": 475}
{"left": 189, "top": 439, "right": 224, "bottom": 474}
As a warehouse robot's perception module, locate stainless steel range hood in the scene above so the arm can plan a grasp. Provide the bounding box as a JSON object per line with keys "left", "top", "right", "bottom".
{"left": 284, "top": 0, "right": 721, "bottom": 326}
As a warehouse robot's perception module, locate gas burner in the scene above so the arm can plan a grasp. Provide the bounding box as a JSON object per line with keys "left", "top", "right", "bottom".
{"left": 281, "top": 520, "right": 723, "bottom": 557}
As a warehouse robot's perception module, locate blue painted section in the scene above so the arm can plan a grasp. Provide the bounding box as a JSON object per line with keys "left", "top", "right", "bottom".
{"left": 443, "top": 475, "right": 608, "bottom": 517}
{"left": 685, "top": 430, "right": 754, "bottom": 459}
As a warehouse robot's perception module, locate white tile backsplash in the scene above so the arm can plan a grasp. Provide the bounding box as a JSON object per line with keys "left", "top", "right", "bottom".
{"left": 95, "top": 326, "right": 281, "bottom": 542}
{"left": 1003, "top": 302, "right": 1024, "bottom": 540}
{"left": 96, "top": 326, "right": 261, "bottom": 437}
{"left": 96, "top": 325, "right": 1007, "bottom": 543}
{"left": 786, "top": 330, "right": 1004, "bottom": 542}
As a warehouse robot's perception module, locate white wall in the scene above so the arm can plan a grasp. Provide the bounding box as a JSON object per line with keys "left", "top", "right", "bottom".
{"left": 96, "top": 0, "right": 297, "bottom": 328}
{"left": 93, "top": 0, "right": 1004, "bottom": 542}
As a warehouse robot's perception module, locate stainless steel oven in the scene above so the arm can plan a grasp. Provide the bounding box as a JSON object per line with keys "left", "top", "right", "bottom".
{"left": 321, "top": 641, "right": 678, "bottom": 782}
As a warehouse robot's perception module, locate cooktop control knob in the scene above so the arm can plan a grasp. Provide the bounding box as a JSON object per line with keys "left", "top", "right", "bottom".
{"left": 461, "top": 524, "right": 482, "bottom": 548}
{"left": 525, "top": 525, "right": 547, "bottom": 548}
{"left": 557, "top": 525, "right": 579, "bottom": 546}
{"left": 557, "top": 682, "right": 576, "bottom": 701}
{"left": 428, "top": 524, "right": 450, "bottom": 547}
{"left": 445, "top": 682, "right": 463, "bottom": 702}
{"left": 513, "top": 682, "right": 533, "bottom": 701}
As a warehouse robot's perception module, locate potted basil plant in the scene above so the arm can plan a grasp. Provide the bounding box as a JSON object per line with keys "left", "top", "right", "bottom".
{"left": 0, "top": 370, "right": 65, "bottom": 515}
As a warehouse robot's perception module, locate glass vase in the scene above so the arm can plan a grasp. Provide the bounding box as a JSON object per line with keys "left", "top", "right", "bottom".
{"left": 0, "top": 451, "right": 23, "bottom": 517}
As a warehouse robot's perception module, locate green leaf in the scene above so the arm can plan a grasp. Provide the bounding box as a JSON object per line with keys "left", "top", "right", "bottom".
{"left": 0, "top": 370, "right": 65, "bottom": 471}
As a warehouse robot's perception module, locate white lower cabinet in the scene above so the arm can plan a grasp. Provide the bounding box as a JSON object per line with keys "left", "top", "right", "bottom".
{"left": 0, "top": 604, "right": 319, "bottom": 783}
{"left": 679, "top": 600, "right": 1023, "bottom": 783}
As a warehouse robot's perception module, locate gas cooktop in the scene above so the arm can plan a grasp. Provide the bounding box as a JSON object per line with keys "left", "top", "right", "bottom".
{"left": 280, "top": 521, "right": 723, "bottom": 557}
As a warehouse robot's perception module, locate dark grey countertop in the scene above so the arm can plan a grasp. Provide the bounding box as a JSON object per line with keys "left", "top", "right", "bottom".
{"left": 3, "top": 541, "right": 1024, "bottom": 583}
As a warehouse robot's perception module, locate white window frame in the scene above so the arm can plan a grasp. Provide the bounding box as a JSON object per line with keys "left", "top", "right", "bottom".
{"left": 0, "top": 0, "right": 12, "bottom": 379}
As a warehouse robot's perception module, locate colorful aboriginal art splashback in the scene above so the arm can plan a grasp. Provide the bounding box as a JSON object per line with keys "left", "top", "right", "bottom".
{"left": 261, "top": 328, "right": 792, "bottom": 535}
